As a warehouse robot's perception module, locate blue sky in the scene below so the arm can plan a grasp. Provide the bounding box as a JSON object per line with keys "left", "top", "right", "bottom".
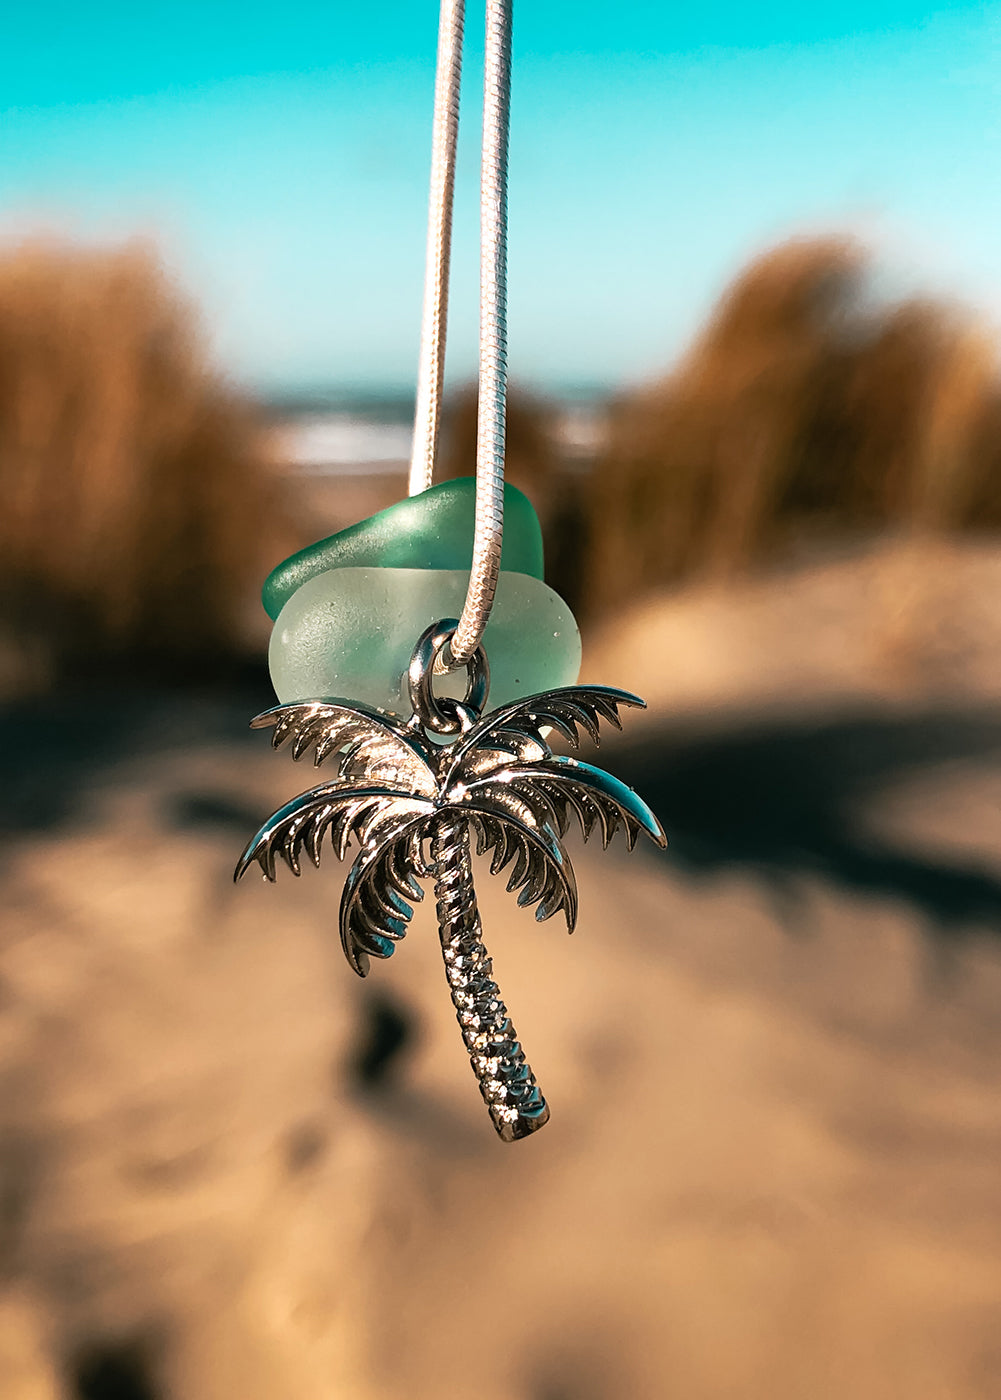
{"left": 2, "top": 2, "right": 1000, "bottom": 392}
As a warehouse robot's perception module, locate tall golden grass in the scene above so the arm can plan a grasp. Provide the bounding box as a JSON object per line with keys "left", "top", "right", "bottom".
{"left": 584, "top": 237, "right": 1001, "bottom": 619}
{"left": 0, "top": 238, "right": 287, "bottom": 683}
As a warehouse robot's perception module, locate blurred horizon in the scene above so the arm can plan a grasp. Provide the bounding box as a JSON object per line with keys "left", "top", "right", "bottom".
{"left": 4, "top": 2, "right": 1001, "bottom": 391}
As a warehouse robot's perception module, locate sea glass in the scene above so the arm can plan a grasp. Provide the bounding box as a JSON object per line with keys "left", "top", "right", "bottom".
{"left": 269, "top": 566, "right": 582, "bottom": 714}
{"left": 263, "top": 479, "right": 544, "bottom": 621}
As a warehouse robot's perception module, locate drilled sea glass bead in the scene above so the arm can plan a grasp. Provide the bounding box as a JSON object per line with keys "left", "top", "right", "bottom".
{"left": 269, "top": 566, "right": 581, "bottom": 714}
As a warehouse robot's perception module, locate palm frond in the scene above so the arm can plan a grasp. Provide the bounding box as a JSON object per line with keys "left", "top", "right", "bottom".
{"left": 340, "top": 819, "right": 433, "bottom": 976}
{"left": 461, "top": 757, "right": 667, "bottom": 852}
{"left": 234, "top": 783, "right": 435, "bottom": 883}
{"left": 465, "top": 804, "right": 578, "bottom": 930}
{"left": 250, "top": 700, "right": 435, "bottom": 795}
{"left": 446, "top": 686, "right": 646, "bottom": 781}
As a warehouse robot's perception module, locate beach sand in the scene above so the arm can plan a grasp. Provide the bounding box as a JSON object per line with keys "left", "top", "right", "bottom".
{"left": 1, "top": 538, "right": 1000, "bottom": 1399}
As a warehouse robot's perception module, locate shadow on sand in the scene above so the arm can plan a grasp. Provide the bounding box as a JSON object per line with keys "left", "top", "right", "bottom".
{"left": 612, "top": 707, "right": 1001, "bottom": 939}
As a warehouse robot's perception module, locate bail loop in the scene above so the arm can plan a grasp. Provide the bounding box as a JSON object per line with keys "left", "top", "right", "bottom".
{"left": 408, "top": 617, "right": 489, "bottom": 736}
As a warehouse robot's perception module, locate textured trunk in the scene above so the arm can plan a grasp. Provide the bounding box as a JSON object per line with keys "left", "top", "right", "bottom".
{"left": 431, "top": 811, "right": 550, "bottom": 1141}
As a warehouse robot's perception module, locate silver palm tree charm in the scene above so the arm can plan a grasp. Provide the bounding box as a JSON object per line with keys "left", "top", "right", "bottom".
{"left": 236, "top": 619, "right": 666, "bottom": 1142}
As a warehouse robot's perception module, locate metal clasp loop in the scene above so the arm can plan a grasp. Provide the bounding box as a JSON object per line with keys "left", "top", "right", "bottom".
{"left": 408, "top": 617, "right": 489, "bottom": 736}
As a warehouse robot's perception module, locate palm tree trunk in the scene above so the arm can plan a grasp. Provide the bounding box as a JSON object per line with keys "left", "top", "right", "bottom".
{"left": 431, "top": 811, "right": 550, "bottom": 1141}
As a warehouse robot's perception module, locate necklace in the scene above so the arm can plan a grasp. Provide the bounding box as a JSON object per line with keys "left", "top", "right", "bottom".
{"left": 236, "top": 0, "right": 666, "bottom": 1143}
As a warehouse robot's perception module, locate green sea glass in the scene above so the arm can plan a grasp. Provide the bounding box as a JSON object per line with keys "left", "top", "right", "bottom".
{"left": 263, "top": 479, "right": 544, "bottom": 621}
{"left": 269, "top": 567, "right": 582, "bottom": 714}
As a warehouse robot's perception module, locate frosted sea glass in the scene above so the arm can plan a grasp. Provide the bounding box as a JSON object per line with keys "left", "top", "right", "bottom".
{"left": 263, "top": 479, "right": 544, "bottom": 621}
{"left": 269, "top": 566, "right": 582, "bottom": 715}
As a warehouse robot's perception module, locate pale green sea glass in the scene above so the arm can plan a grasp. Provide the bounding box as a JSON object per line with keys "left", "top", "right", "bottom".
{"left": 269, "top": 566, "right": 582, "bottom": 715}
{"left": 262, "top": 479, "right": 544, "bottom": 621}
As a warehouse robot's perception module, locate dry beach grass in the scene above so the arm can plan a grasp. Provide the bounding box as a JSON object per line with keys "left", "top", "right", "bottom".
{"left": 0, "top": 239, "right": 291, "bottom": 689}
{"left": 585, "top": 237, "right": 1001, "bottom": 620}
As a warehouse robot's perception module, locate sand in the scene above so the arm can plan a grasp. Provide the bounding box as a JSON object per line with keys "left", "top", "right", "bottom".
{"left": 1, "top": 538, "right": 1001, "bottom": 1399}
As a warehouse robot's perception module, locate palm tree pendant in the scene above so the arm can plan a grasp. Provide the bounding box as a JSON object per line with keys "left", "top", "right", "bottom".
{"left": 236, "top": 619, "right": 666, "bottom": 1142}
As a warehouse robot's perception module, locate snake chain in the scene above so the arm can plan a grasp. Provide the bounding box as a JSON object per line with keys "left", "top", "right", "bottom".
{"left": 408, "top": 0, "right": 512, "bottom": 666}
{"left": 407, "top": 0, "right": 464, "bottom": 501}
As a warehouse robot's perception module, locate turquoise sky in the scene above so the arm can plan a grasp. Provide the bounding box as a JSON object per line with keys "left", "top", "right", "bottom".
{"left": 2, "top": 2, "right": 1000, "bottom": 391}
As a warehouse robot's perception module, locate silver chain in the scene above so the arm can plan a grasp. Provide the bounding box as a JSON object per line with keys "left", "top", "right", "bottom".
{"left": 407, "top": 0, "right": 465, "bottom": 499}
{"left": 409, "top": 0, "right": 512, "bottom": 667}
